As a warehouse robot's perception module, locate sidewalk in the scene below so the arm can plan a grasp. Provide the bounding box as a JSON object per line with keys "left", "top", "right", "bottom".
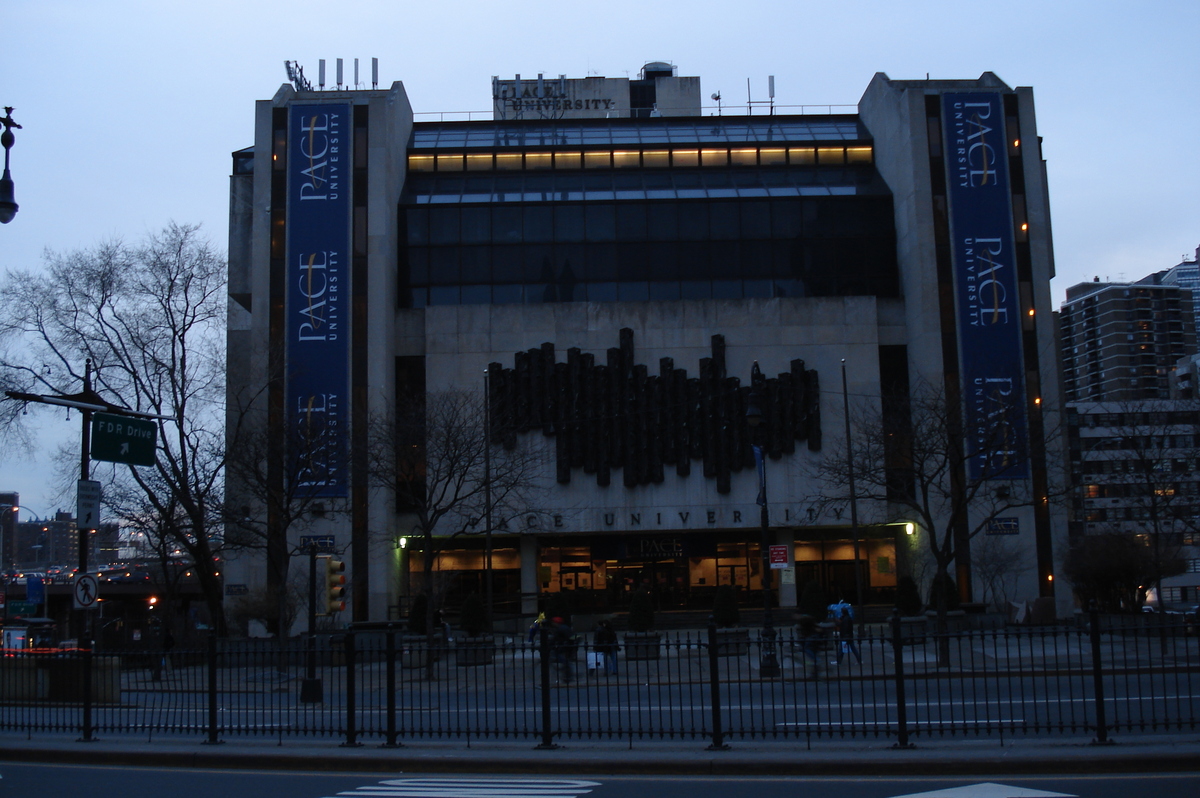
{"left": 2, "top": 731, "right": 1199, "bottom": 776}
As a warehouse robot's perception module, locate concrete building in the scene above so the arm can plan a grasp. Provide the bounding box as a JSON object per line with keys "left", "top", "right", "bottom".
{"left": 1066, "top": 400, "right": 1200, "bottom": 606}
{"left": 1059, "top": 278, "right": 1197, "bottom": 402}
{"left": 224, "top": 67, "right": 1067, "bottom": 627}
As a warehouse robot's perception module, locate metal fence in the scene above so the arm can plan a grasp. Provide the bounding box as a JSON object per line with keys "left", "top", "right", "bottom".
{"left": 1, "top": 612, "right": 1196, "bottom": 748}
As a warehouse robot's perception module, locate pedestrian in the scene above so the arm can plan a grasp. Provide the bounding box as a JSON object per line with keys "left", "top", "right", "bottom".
{"left": 594, "top": 619, "right": 619, "bottom": 676}
{"left": 549, "top": 616, "right": 575, "bottom": 685}
{"left": 796, "top": 614, "right": 823, "bottom": 680}
{"left": 833, "top": 601, "right": 861, "bottom": 665}
{"left": 526, "top": 611, "right": 546, "bottom": 644}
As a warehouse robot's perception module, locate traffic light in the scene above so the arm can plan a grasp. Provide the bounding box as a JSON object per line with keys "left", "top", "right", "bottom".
{"left": 318, "top": 555, "right": 346, "bottom": 615}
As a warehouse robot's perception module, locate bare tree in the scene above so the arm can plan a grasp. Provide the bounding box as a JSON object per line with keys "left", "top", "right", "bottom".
{"left": 972, "top": 533, "right": 1030, "bottom": 611}
{"left": 815, "top": 380, "right": 1060, "bottom": 650}
{"left": 0, "top": 223, "right": 228, "bottom": 634}
{"left": 1069, "top": 400, "right": 1200, "bottom": 606}
{"left": 369, "top": 389, "right": 545, "bottom": 673}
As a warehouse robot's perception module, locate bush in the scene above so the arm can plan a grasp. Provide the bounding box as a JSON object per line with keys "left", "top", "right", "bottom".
{"left": 798, "top": 581, "right": 828, "bottom": 619}
{"left": 459, "top": 592, "right": 488, "bottom": 637}
{"left": 408, "top": 593, "right": 429, "bottom": 635}
{"left": 895, "top": 575, "right": 923, "bottom": 616}
{"left": 928, "top": 572, "right": 962, "bottom": 612}
{"left": 712, "top": 585, "right": 740, "bottom": 627}
{"left": 628, "top": 589, "right": 655, "bottom": 632}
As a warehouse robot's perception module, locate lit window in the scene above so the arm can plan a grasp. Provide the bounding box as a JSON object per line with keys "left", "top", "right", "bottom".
{"left": 465, "top": 153, "right": 493, "bottom": 171}
{"left": 612, "top": 150, "right": 641, "bottom": 168}
{"left": 701, "top": 148, "right": 728, "bottom": 166}
{"left": 554, "top": 151, "right": 582, "bottom": 169}
{"left": 759, "top": 148, "right": 786, "bottom": 165}
{"left": 817, "top": 147, "right": 845, "bottom": 165}
{"left": 730, "top": 148, "right": 757, "bottom": 166}
{"left": 408, "top": 155, "right": 434, "bottom": 172}
{"left": 495, "top": 153, "right": 523, "bottom": 170}
{"left": 583, "top": 151, "right": 611, "bottom": 169}
{"left": 788, "top": 148, "right": 815, "bottom": 165}
{"left": 436, "top": 154, "right": 463, "bottom": 171}
{"left": 525, "top": 152, "right": 553, "bottom": 169}
{"left": 672, "top": 149, "right": 699, "bottom": 167}
{"left": 642, "top": 150, "right": 670, "bottom": 168}
{"left": 846, "top": 146, "right": 873, "bottom": 164}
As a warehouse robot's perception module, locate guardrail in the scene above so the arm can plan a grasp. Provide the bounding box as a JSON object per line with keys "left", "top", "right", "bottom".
{"left": 0, "top": 610, "right": 1196, "bottom": 747}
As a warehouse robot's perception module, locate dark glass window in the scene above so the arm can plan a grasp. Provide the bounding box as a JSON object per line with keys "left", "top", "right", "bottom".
{"left": 709, "top": 201, "right": 740, "bottom": 240}
{"left": 461, "top": 285, "right": 491, "bottom": 304}
{"left": 649, "top": 281, "right": 681, "bottom": 301}
{"left": 427, "top": 248, "right": 459, "bottom": 284}
{"left": 712, "top": 280, "right": 743, "bottom": 299}
{"left": 616, "top": 203, "right": 648, "bottom": 239}
{"left": 408, "top": 248, "right": 429, "bottom": 285}
{"left": 681, "top": 280, "right": 711, "bottom": 300}
{"left": 429, "top": 208, "right": 460, "bottom": 244}
{"left": 618, "top": 282, "right": 650, "bottom": 302}
{"left": 406, "top": 209, "right": 429, "bottom": 245}
{"left": 460, "top": 246, "right": 491, "bottom": 283}
{"left": 647, "top": 204, "right": 678, "bottom": 242}
{"left": 587, "top": 282, "right": 618, "bottom": 302}
{"left": 524, "top": 206, "right": 553, "bottom": 242}
{"left": 493, "top": 206, "right": 523, "bottom": 243}
{"left": 492, "top": 284, "right": 523, "bottom": 304}
{"left": 429, "top": 285, "right": 460, "bottom": 305}
{"left": 740, "top": 201, "right": 771, "bottom": 239}
{"left": 585, "top": 204, "right": 616, "bottom": 241}
{"left": 461, "top": 207, "right": 491, "bottom": 244}
{"left": 588, "top": 243, "right": 619, "bottom": 281}
{"left": 554, "top": 205, "right": 585, "bottom": 242}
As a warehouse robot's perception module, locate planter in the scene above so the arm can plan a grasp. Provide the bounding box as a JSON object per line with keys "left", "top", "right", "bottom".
{"left": 622, "top": 631, "right": 661, "bottom": 660}
{"left": 455, "top": 635, "right": 496, "bottom": 666}
{"left": 714, "top": 627, "right": 750, "bottom": 656}
{"left": 925, "top": 609, "right": 967, "bottom": 634}
{"left": 400, "top": 633, "right": 445, "bottom": 668}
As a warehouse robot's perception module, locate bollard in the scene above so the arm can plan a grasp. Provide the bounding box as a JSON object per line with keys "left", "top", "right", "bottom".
{"left": 706, "top": 619, "right": 729, "bottom": 750}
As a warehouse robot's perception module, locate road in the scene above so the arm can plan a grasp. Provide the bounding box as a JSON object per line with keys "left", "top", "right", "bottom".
{"left": 2, "top": 764, "right": 1199, "bottom": 798}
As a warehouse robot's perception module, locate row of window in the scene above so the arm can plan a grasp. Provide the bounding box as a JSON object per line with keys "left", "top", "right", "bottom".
{"left": 408, "top": 145, "right": 873, "bottom": 173}
{"left": 405, "top": 198, "right": 894, "bottom": 247}
{"left": 1080, "top": 481, "right": 1200, "bottom": 498}
{"left": 406, "top": 279, "right": 817, "bottom": 307}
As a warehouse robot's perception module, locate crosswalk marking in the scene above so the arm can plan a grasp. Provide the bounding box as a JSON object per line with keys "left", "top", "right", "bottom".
{"left": 337, "top": 778, "right": 600, "bottom": 798}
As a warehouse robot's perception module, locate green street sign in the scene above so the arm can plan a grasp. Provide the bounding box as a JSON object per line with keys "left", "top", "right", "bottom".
{"left": 91, "top": 412, "right": 157, "bottom": 466}
{"left": 8, "top": 600, "right": 38, "bottom": 617}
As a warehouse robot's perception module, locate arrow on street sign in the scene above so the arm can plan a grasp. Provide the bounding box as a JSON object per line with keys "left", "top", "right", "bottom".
{"left": 77, "top": 479, "right": 102, "bottom": 530}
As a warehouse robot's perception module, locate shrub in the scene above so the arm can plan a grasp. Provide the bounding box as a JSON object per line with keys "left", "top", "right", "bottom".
{"left": 712, "top": 585, "right": 740, "bottom": 627}
{"left": 928, "top": 572, "right": 962, "bottom": 612}
{"left": 459, "top": 592, "right": 488, "bottom": 637}
{"left": 627, "top": 589, "right": 655, "bottom": 632}
{"left": 895, "top": 575, "right": 923, "bottom": 616}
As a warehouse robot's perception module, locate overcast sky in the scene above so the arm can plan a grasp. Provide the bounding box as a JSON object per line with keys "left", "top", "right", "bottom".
{"left": 2, "top": 0, "right": 1197, "bottom": 521}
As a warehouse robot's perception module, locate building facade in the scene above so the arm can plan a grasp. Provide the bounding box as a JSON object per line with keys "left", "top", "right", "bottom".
{"left": 1059, "top": 278, "right": 1197, "bottom": 402}
{"left": 225, "top": 68, "right": 1067, "bottom": 626}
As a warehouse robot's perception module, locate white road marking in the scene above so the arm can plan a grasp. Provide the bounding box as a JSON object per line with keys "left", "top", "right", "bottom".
{"left": 887, "top": 783, "right": 1076, "bottom": 798}
{"left": 336, "top": 778, "right": 600, "bottom": 798}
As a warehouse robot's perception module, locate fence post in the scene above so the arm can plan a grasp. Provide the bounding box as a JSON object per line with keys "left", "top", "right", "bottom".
{"left": 341, "top": 631, "right": 362, "bottom": 747}
{"left": 201, "top": 634, "right": 222, "bottom": 744}
{"left": 1088, "top": 606, "right": 1113, "bottom": 745}
{"left": 706, "top": 619, "right": 730, "bottom": 750}
{"left": 890, "top": 609, "right": 913, "bottom": 749}
{"left": 78, "top": 643, "right": 95, "bottom": 743}
{"left": 382, "top": 624, "right": 402, "bottom": 748}
{"left": 536, "top": 621, "right": 557, "bottom": 749}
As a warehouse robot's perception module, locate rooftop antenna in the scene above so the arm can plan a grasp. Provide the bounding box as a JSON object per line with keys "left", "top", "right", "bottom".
{"left": 319, "top": 59, "right": 326, "bottom": 90}
{"left": 372, "top": 58, "right": 379, "bottom": 89}
{"left": 336, "top": 58, "right": 344, "bottom": 90}
{"left": 354, "top": 58, "right": 360, "bottom": 89}
{"left": 284, "top": 61, "right": 313, "bottom": 92}
{"left": 711, "top": 91, "right": 722, "bottom": 116}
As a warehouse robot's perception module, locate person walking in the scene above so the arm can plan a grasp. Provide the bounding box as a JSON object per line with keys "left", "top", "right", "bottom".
{"left": 549, "top": 616, "right": 576, "bottom": 685}
{"left": 594, "top": 619, "right": 619, "bottom": 676}
{"left": 832, "top": 600, "right": 861, "bottom": 665}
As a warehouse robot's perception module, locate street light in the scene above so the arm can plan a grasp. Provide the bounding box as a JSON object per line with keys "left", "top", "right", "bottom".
{"left": 0, "top": 107, "right": 20, "bottom": 224}
{"left": 745, "top": 362, "right": 781, "bottom": 677}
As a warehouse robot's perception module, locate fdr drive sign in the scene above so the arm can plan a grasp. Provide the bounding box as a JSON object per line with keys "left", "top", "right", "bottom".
{"left": 91, "top": 412, "right": 157, "bottom": 466}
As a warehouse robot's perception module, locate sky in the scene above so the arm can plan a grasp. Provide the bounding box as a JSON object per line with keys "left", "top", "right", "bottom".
{"left": 1, "top": 0, "right": 1197, "bottom": 520}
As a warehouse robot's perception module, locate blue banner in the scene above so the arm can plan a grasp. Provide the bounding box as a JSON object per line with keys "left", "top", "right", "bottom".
{"left": 942, "top": 93, "right": 1028, "bottom": 480}
{"left": 287, "top": 104, "right": 350, "bottom": 497}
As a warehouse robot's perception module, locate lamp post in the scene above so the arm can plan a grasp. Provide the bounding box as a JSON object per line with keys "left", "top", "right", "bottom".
{"left": 745, "top": 362, "right": 780, "bottom": 677}
{"left": 0, "top": 107, "right": 20, "bottom": 224}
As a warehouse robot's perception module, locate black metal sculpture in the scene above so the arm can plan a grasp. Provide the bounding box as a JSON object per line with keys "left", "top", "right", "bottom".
{"left": 488, "top": 329, "right": 820, "bottom": 493}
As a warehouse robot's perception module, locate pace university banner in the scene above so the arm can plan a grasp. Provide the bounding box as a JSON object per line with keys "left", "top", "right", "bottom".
{"left": 942, "top": 93, "right": 1028, "bottom": 480}
{"left": 287, "top": 104, "right": 350, "bottom": 496}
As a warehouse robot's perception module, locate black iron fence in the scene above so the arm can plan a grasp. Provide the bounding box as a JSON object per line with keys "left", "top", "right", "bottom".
{"left": 0, "top": 611, "right": 1196, "bottom": 747}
